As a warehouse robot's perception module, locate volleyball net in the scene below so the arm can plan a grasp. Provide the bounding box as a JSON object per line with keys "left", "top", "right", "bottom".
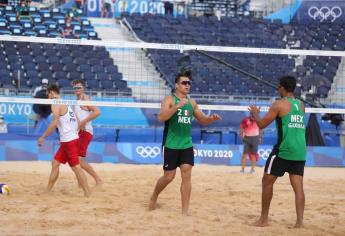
{"left": 0, "top": 35, "right": 344, "bottom": 135}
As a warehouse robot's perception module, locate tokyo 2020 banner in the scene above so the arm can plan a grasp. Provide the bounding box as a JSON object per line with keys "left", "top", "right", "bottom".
{"left": 86, "top": 0, "right": 166, "bottom": 18}
{"left": 0, "top": 141, "right": 344, "bottom": 167}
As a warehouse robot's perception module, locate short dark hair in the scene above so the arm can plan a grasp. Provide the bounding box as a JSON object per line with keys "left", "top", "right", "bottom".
{"left": 175, "top": 70, "right": 192, "bottom": 83}
{"left": 47, "top": 84, "right": 60, "bottom": 94}
{"left": 72, "top": 79, "right": 84, "bottom": 86}
{"left": 279, "top": 75, "right": 296, "bottom": 92}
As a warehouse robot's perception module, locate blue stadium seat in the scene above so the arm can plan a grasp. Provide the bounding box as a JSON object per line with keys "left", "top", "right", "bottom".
{"left": 54, "top": 71, "right": 68, "bottom": 80}
{"left": 64, "top": 63, "right": 77, "bottom": 72}
{"left": 48, "top": 31, "right": 61, "bottom": 37}
{"left": 51, "top": 63, "right": 64, "bottom": 72}
{"left": 92, "top": 65, "right": 104, "bottom": 73}
{"left": 100, "top": 80, "right": 114, "bottom": 89}
{"left": 33, "top": 17, "right": 42, "bottom": 24}
{"left": 74, "top": 56, "right": 87, "bottom": 64}
{"left": 68, "top": 71, "right": 82, "bottom": 80}
{"left": 56, "top": 78, "right": 70, "bottom": 88}
{"left": 79, "top": 64, "right": 92, "bottom": 73}
{"left": 23, "top": 63, "right": 36, "bottom": 71}
{"left": 83, "top": 72, "right": 95, "bottom": 80}
{"left": 40, "top": 70, "right": 53, "bottom": 79}
{"left": 89, "top": 58, "right": 101, "bottom": 66}
{"left": 46, "top": 56, "right": 60, "bottom": 64}
{"left": 96, "top": 72, "right": 109, "bottom": 81}
{"left": 102, "top": 58, "right": 114, "bottom": 66}
{"left": 58, "top": 50, "right": 70, "bottom": 58}
{"left": 86, "top": 79, "right": 100, "bottom": 89}
{"left": 26, "top": 70, "right": 39, "bottom": 78}
{"left": 37, "top": 62, "right": 50, "bottom": 71}
{"left": 23, "top": 30, "right": 38, "bottom": 36}
{"left": 61, "top": 56, "right": 73, "bottom": 65}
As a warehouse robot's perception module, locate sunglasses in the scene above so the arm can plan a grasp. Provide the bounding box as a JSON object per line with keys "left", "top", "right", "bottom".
{"left": 73, "top": 86, "right": 83, "bottom": 90}
{"left": 179, "top": 81, "right": 191, "bottom": 86}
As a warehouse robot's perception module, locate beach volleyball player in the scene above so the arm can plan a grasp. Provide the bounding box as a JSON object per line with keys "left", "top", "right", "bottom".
{"left": 149, "top": 71, "right": 221, "bottom": 215}
{"left": 72, "top": 79, "right": 102, "bottom": 186}
{"left": 249, "top": 76, "right": 306, "bottom": 227}
{"left": 37, "top": 85, "right": 90, "bottom": 197}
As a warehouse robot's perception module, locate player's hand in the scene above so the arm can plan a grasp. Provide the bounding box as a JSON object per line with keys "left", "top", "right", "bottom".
{"left": 38, "top": 137, "right": 45, "bottom": 146}
{"left": 248, "top": 105, "right": 260, "bottom": 117}
{"left": 78, "top": 120, "right": 86, "bottom": 130}
{"left": 176, "top": 98, "right": 188, "bottom": 109}
{"left": 210, "top": 113, "right": 221, "bottom": 122}
{"left": 240, "top": 134, "right": 244, "bottom": 140}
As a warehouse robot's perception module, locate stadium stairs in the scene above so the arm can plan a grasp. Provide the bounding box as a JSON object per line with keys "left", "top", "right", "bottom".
{"left": 89, "top": 18, "right": 171, "bottom": 101}
{"left": 327, "top": 58, "right": 345, "bottom": 104}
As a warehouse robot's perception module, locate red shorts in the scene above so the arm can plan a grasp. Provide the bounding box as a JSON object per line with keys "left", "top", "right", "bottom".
{"left": 54, "top": 138, "right": 80, "bottom": 167}
{"left": 78, "top": 130, "right": 93, "bottom": 157}
{"left": 249, "top": 153, "right": 259, "bottom": 161}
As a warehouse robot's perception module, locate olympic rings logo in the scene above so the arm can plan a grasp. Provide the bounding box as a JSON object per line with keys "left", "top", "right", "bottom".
{"left": 258, "top": 148, "right": 272, "bottom": 160}
{"left": 308, "top": 6, "right": 342, "bottom": 22}
{"left": 136, "top": 146, "right": 161, "bottom": 158}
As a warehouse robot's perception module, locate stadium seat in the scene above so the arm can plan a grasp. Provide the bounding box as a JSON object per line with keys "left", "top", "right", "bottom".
{"left": 56, "top": 78, "right": 71, "bottom": 88}
{"left": 122, "top": 13, "right": 343, "bottom": 97}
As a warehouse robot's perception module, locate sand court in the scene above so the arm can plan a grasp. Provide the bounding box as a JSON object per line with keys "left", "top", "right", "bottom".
{"left": 0, "top": 162, "right": 344, "bottom": 236}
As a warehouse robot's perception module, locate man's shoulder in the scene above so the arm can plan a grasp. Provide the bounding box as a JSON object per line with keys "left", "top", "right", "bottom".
{"left": 189, "top": 97, "right": 196, "bottom": 105}
{"left": 81, "top": 94, "right": 91, "bottom": 101}
{"left": 163, "top": 95, "right": 174, "bottom": 102}
{"left": 52, "top": 104, "right": 67, "bottom": 111}
{"left": 271, "top": 99, "right": 287, "bottom": 109}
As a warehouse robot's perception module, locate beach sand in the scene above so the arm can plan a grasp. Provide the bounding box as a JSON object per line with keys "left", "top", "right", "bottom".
{"left": 0, "top": 162, "right": 344, "bottom": 236}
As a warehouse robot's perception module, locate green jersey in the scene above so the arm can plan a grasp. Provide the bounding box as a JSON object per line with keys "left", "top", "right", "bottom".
{"left": 162, "top": 95, "right": 193, "bottom": 149}
{"left": 275, "top": 97, "right": 306, "bottom": 161}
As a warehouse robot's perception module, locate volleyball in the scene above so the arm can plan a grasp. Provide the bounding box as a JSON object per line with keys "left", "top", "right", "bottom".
{"left": 0, "top": 183, "right": 10, "bottom": 195}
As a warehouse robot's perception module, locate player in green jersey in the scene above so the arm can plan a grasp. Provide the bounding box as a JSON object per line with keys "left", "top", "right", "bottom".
{"left": 249, "top": 76, "right": 306, "bottom": 228}
{"left": 149, "top": 71, "right": 221, "bottom": 215}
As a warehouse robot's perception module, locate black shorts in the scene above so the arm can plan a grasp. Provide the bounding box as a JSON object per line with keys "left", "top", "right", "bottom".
{"left": 163, "top": 146, "right": 194, "bottom": 171}
{"left": 243, "top": 136, "right": 259, "bottom": 154}
{"left": 264, "top": 151, "right": 305, "bottom": 177}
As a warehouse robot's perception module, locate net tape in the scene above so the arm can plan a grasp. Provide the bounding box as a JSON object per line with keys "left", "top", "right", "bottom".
{"left": 0, "top": 97, "right": 344, "bottom": 114}
{"left": 1, "top": 35, "right": 345, "bottom": 57}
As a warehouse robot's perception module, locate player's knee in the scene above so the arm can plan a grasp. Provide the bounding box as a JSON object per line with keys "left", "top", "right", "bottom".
{"left": 181, "top": 167, "right": 191, "bottom": 175}
{"left": 71, "top": 164, "right": 81, "bottom": 172}
{"left": 164, "top": 173, "right": 175, "bottom": 182}
{"left": 51, "top": 160, "right": 60, "bottom": 169}
{"left": 262, "top": 175, "right": 274, "bottom": 186}
{"left": 291, "top": 182, "right": 304, "bottom": 194}
{"left": 181, "top": 175, "right": 191, "bottom": 184}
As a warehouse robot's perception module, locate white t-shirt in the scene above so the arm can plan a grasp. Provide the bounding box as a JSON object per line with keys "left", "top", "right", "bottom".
{"left": 74, "top": 105, "right": 93, "bottom": 134}
{"left": 57, "top": 106, "right": 79, "bottom": 142}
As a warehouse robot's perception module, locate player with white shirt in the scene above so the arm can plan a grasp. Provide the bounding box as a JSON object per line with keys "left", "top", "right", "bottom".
{"left": 38, "top": 84, "right": 90, "bottom": 197}
{"left": 72, "top": 80, "right": 102, "bottom": 186}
